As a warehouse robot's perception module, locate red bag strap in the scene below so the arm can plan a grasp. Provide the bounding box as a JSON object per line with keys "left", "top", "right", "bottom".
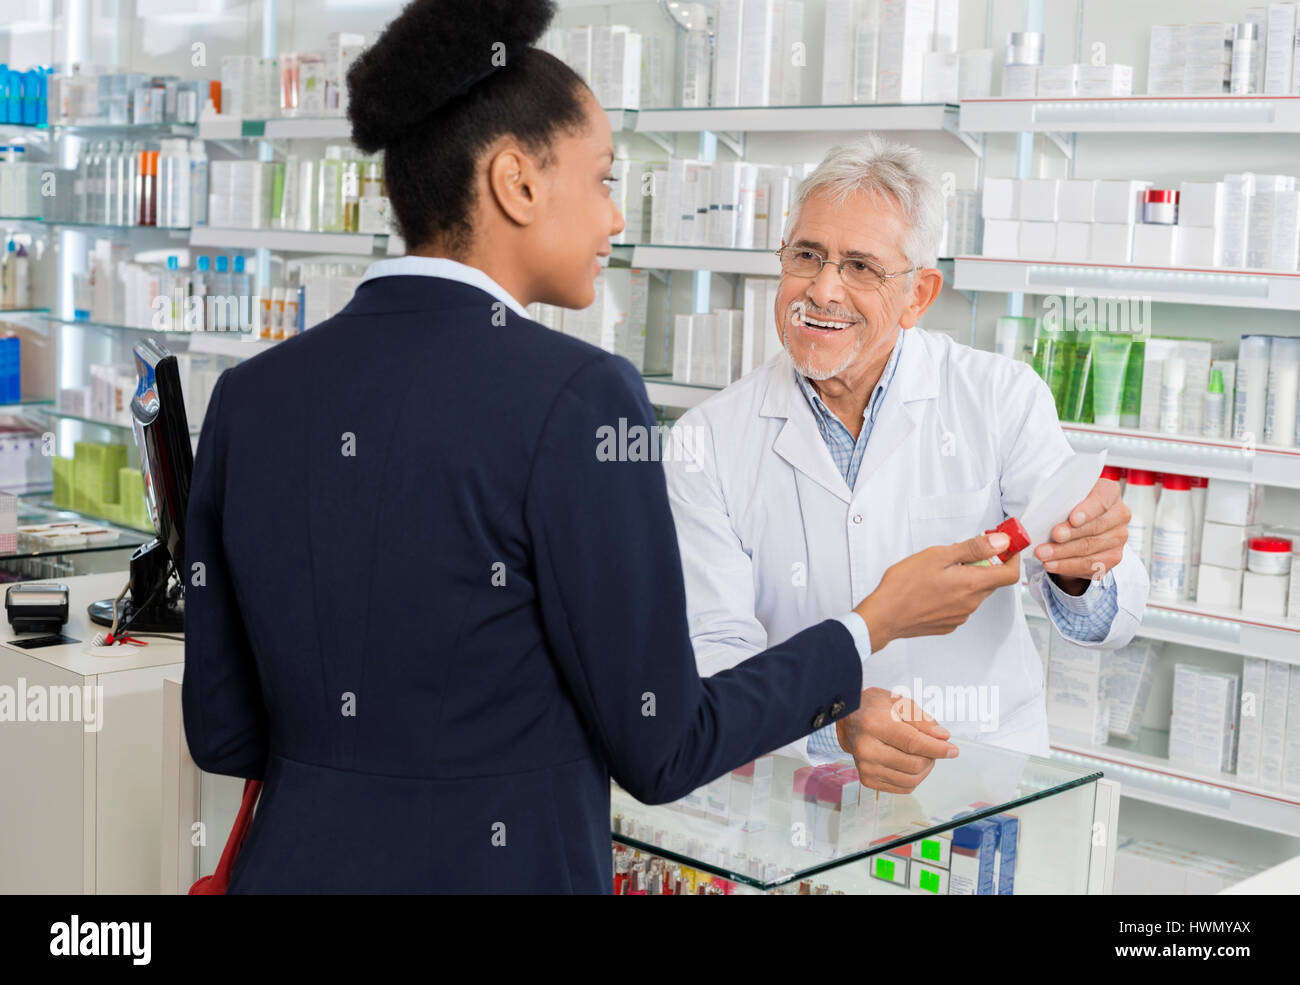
{"left": 189, "top": 778, "right": 262, "bottom": 895}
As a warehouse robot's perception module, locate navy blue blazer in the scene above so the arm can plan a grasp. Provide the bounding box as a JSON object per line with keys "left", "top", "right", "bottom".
{"left": 182, "top": 274, "right": 862, "bottom": 893}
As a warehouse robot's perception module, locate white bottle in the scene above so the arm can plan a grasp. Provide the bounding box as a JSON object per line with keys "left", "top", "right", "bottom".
{"left": 1264, "top": 337, "right": 1300, "bottom": 448}
{"left": 158, "top": 139, "right": 191, "bottom": 229}
{"left": 1187, "top": 475, "right": 1207, "bottom": 597}
{"left": 1124, "top": 469, "right": 1159, "bottom": 570}
{"left": 1159, "top": 356, "right": 1186, "bottom": 435}
{"left": 188, "top": 140, "right": 208, "bottom": 227}
{"left": 1150, "top": 473, "right": 1192, "bottom": 600}
{"left": 12, "top": 242, "right": 29, "bottom": 308}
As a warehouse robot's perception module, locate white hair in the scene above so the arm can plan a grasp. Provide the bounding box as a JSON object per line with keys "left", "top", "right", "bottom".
{"left": 783, "top": 134, "right": 944, "bottom": 271}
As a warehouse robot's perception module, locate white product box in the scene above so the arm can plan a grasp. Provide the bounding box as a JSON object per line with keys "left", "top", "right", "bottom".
{"left": 1236, "top": 657, "right": 1267, "bottom": 782}
{"left": 1018, "top": 178, "right": 1061, "bottom": 221}
{"left": 742, "top": 277, "right": 771, "bottom": 374}
{"left": 728, "top": 757, "right": 773, "bottom": 830}
{"left": 713, "top": 0, "right": 745, "bottom": 106}
{"left": 877, "top": 0, "right": 933, "bottom": 103}
{"left": 922, "top": 51, "right": 960, "bottom": 103}
{"left": 1200, "top": 522, "right": 1259, "bottom": 569}
{"left": 1221, "top": 173, "right": 1254, "bottom": 268}
{"left": 932, "top": 0, "right": 959, "bottom": 54}
{"left": 1175, "top": 225, "right": 1224, "bottom": 267}
{"left": 766, "top": 167, "right": 793, "bottom": 248}
{"left": 1018, "top": 220, "right": 1056, "bottom": 259}
{"left": 1178, "top": 181, "right": 1225, "bottom": 228}
{"left": 1284, "top": 666, "right": 1300, "bottom": 795}
{"left": 1089, "top": 222, "right": 1135, "bottom": 263}
{"left": 1205, "top": 478, "right": 1263, "bottom": 525}
{"left": 1134, "top": 339, "right": 1210, "bottom": 434}
{"left": 648, "top": 170, "right": 669, "bottom": 244}
{"left": 823, "top": 0, "right": 857, "bottom": 103}
{"left": 1265, "top": 2, "right": 1298, "bottom": 95}
{"left": 1169, "top": 664, "right": 1239, "bottom": 774}
{"left": 1132, "top": 223, "right": 1180, "bottom": 265}
{"left": 739, "top": 0, "right": 777, "bottom": 107}
{"left": 852, "top": 0, "right": 881, "bottom": 103}
{"left": 735, "top": 163, "right": 759, "bottom": 248}
{"left": 690, "top": 312, "right": 718, "bottom": 384}
{"left": 1290, "top": 554, "right": 1300, "bottom": 618}
{"left": 1196, "top": 563, "right": 1243, "bottom": 608}
{"left": 1046, "top": 636, "right": 1111, "bottom": 746}
{"left": 779, "top": 1, "right": 806, "bottom": 105}
{"left": 708, "top": 162, "right": 743, "bottom": 248}
{"left": 981, "top": 176, "right": 1017, "bottom": 220}
{"left": 1093, "top": 180, "right": 1152, "bottom": 224}
{"left": 1242, "top": 570, "right": 1290, "bottom": 617}
{"left": 959, "top": 48, "right": 995, "bottom": 98}
{"left": 1001, "top": 63, "right": 1036, "bottom": 97}
{"left": 1058, "top": 179, "right": 1097, "bottom": 222}
{"left": 1036, "top": 64, "right": 1079, "bottom": 97}
{"left": 1148, "top": 24, "right": 1187, "bottom": 94}
{"left": 1054, "top": 221, "right": 1091, "bottom": 260}
{"left": 1249, "top": 189, "right": 1300, "bottom": 270}
{"left": 714, "top": 308, "right": 746, "bottom": 384}
{"left": 672, "top": 314, "right": 693, "bottom": 382}
{"left": 566, "top": 26, "right": 593, "bottom": 85}
{"left": 1259, "top": 659, "right": 1291, "bottom": 788}
{"left": 1107, "top": 640, "right": 1158, "bottom": 742}
{"left": 1076, "top": 64, "right": 1133, "bottom": 96}
{"left": 981, "top": 219, "right": 1019, "bottom": 257}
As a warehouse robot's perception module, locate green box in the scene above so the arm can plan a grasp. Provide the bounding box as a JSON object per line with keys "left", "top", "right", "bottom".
{"left": 921, "top": 839, "right": 940, "bottom": 862}
{"left": 52, "top": 456, "right": 73, "bottom": 510}
{"left": 73, "top": 441, "right": 128, "bottom": 518}
{"left": 874, "top": 857, "right": 894, "bottom": 880}
{"left": 919, "top": 868, "right": 941, "bottom": 893}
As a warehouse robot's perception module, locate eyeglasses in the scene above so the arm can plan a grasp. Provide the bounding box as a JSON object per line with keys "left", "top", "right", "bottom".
{"left": 774, "top": 247, "right": 915, "bottom": 291}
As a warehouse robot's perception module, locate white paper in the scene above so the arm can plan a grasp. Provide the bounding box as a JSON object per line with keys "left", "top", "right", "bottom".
{"left": 1019, "top": 450, "right": 1107, "bottom": 550}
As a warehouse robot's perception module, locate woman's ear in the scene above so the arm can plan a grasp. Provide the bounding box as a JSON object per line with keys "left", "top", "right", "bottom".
{"left": 898, "top": 267, "right": 944, "bottom": 329}
{"left": 486, "top": 144, "right": 539, "bottom": 227}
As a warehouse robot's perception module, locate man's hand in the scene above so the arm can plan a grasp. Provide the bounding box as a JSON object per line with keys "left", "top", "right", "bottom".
{"left": 836, "top": 688, "right": 957, "bottom": 793}
{"left": 853, "top": 531, "right": 1022, "bottom": 652}
{"left": 1034, "top": 476, "right": 1130, "bottom": 596}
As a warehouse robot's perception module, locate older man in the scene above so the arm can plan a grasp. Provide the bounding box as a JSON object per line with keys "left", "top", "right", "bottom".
{"left": 664, "top": 135, "right": 1148, "bottom": 793}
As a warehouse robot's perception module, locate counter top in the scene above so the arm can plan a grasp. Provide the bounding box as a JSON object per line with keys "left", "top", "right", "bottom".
{"left": 0, "top": 571, "right": 184, "bottom": 677}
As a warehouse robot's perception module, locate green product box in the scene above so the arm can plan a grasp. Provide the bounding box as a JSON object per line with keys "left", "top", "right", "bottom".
{"left": 74, "top": 442, "right": 128, "bottom": 518}
{"left": 117, "top": 468, "right": 149, "bottom": 531}
{"left": 52, "top": 456, "right": 74, "bottom": 510}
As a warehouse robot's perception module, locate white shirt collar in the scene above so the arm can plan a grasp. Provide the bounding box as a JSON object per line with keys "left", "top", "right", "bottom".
{"left": 359, "top": 255, "right": 530, "bottom": 320}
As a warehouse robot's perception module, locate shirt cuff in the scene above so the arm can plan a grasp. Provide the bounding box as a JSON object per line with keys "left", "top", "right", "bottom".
{"left": 1044, "top": 569, "right": 1114, "bottom": 613}
{"left": 807, "top": 722, "right": 845, "bottom": 763}
{"left": 834, "top": 611, "right": 872, "bottom": 674}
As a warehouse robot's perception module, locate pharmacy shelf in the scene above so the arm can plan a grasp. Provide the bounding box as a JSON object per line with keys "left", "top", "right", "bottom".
{"left": 631, "top": 245, "right": 780, "bottom": 276}
{"left": 44, "top": 220, "right": 191, "bottom": 238}
{"left": 1024, "top": 587, "right": 1300, "bottom": 666}
{"left": 0, "top": 307, "right": 50, "bottom": 316}
{"left": 37, "top": 407, "right": 201, "bottom": 436}
{"left": 1061, "top": 423, "right": 1300, "bottom": 490}
{"left": 43, "top": 315, "right": 215, "bottom": 337}
{"left": 1051, "top": 732, "right": 1300, "bottom": 838}
{"left": 188, "top": 226, "right": 388, "bottom": 256}
{"left": 953, "top": 256, "right": 1300, "bottom": 311}
{"left": 959, "top": 95, "right": 1300, "bottom": 134}
{"left": 197, "top": 115, "right": 352, "bottom": 140}
{"left": 10, "top": 494, "right": 154, "bottom": 558}
{"left": 642, "top": 375, "right": 722, "bottom": 409}
{"left": 634, "top": 102, "right": 959, "bottom": 135}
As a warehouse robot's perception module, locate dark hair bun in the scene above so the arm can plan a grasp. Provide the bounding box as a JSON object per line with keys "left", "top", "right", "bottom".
{"left": 348, "top": 0, "right": 558, "bottom": 153}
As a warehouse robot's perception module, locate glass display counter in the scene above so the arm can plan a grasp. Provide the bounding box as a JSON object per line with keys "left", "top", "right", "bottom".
{"left": 611, "top": 742, "right": 1118, "bottom": 895}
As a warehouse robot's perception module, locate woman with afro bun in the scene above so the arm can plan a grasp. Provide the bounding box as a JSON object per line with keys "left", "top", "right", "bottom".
{"left": 183, "top": 0, "right": 870, "bottom": 892}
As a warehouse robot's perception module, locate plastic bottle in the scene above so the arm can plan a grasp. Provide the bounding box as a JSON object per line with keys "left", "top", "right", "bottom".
{"left": 1159, "top": 356, "right": 1185, "bottom": 435}
{"left": 165, "top": 256, "right": 184, "bottom": 329}
{"left": 0, "top": 239, "right": 12, "bottom": 307}
{"left": 11, "top": 242, "right": 28, "bottom": 308}
{"left": 1150, "top": 474, "right": 1193, "bottom": 600}
{"left": 1265, "top": 337, "right": 1300, "bottom": 448}
{"left": 1234, "top": 335, "right": 1272, "bottom": 442}
{"left": 158, "top": 139, "right": 191, "bottom": 229}
{"left": 1202, "top": 368, "right": 1225, "bottom": 438}
{"left": 190, "top": 255, "right": 210, "bottom": 331}
{"left": 1125, "top": 469, "right": 1159, "bottom": 570}
{"left": 1188, "top": 475, "right": 1207, "bottom": 597}
{"left": 208, "top": 255, "right": 232, "bottom": 331}
{"left": 101, "top": 139, "right": 119, "bottom": 226}
{"left": 231, "top": 255, "right": 251, "bottom": 331}
{"left": 189, "top": 139, "right": 208, "bottom": 226}
{"left": 284, "top": 270, "right": 301, "bottom": 337}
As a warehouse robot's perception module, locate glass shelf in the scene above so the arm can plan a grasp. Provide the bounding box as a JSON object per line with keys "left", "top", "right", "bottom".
{"left": 43, "top": 315, "right": 238, "bottom": 337}
{"left": 44, "top": 220, "right": 191, "bottom": 234}
{"left": 36, "top": 407, "right": 200, "bottom": 436}
{"left": 610, "top": 742, "right": 1102, "bottom": 891}
{"left": 1, "top": 496, "right": 152, "bottom": 560}
{"left": 0, "top": 307, "right": 51, "bottom": 316}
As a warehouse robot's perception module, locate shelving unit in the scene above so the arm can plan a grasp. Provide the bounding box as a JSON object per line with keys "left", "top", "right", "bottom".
{"left": 953, "top": 256, "right": 1300, "bottom": 311}
{"left": 188, "top": 226, "right": 394, "bottom": 256}
{"left": 960, "top": 95, "right": 1300, "bottom": 135}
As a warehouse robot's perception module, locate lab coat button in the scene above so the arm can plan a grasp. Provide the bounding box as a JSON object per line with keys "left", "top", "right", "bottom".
{"left": 852, "top": 514, "right": 863, "bottom": 524}
{"left": 830, "top": 700, "right": 846, "bottom": 718}
{"left": 811, "top": 711, "right": 828, "bottom": 729}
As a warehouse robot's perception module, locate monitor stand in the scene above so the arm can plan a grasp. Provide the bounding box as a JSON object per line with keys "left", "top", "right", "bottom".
{"left": 88, "top": 538, "right": 185, "bottom": 634}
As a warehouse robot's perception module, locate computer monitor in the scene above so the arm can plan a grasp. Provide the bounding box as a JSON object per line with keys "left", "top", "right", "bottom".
{"left": 88, "top": 338, "right": 193, "bottom": 633}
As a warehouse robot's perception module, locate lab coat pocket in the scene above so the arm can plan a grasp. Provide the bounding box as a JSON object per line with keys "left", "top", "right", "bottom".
{"left": 907, "top": 478, "right": 1000, "bottom": 552}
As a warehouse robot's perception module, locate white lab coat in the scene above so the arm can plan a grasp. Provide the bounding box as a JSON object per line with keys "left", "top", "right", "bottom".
{"left": 664, "top": 327, "right": 1148, "bottom": 761}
